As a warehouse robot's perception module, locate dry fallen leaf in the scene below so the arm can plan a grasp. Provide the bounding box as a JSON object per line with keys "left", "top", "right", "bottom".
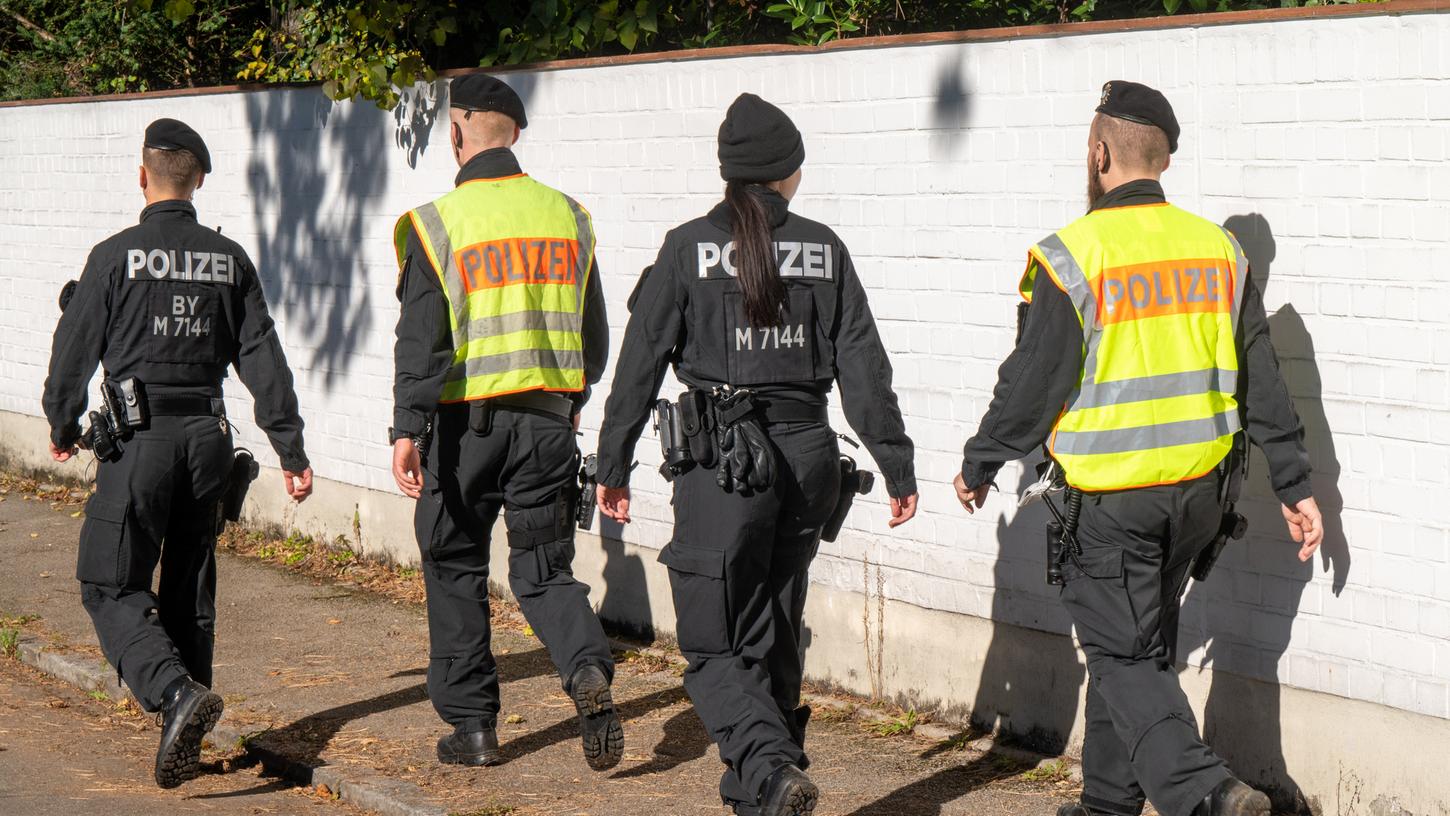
{"left": 327, "top": 618, "right": 342, "bottom": 625}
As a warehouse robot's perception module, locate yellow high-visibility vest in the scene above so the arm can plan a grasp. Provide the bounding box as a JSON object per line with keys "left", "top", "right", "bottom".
{"left": 1022, "top": 202, "right": 1248, "bottom": 492}
{"left": 394, "top": 174, "right": 596, "bottom": 403}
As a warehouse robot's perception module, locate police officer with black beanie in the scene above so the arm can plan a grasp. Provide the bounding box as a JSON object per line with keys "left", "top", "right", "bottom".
{"left": 43, "top": 118, "right": 313, "bottom": 789}
{"left": 954, "top": 82, "right": 1321, "bottom": 816}
{"left": 596, "top": 93, "right": 918, "bottom": 816}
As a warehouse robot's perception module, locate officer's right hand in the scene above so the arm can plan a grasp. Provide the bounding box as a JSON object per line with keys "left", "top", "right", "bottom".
{"left": 1282, "top": 496, "right": 1323, "bottom": 562}
{"left": 598, "top": 484, "right": 631, "bottom": 524}
{"left": 953, "top": 473, "right": 989, "bottom": 514}
{"left": 49, "top": 442, "right": 76, "bottom": 463}
{"left": 393, "top": 439, "right": 423, "bottom": 499}
{"left": 284, "top": 467, "right": 314, "bottom": 503}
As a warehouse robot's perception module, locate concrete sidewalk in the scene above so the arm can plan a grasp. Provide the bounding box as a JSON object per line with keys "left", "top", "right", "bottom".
{"left": 0, "top": 479, "right": 1076, "bottom": 816}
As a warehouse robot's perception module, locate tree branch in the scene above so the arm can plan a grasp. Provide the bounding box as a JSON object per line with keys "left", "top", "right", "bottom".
{"left": 0, "top": 3, "right": 58, "bottom": 43}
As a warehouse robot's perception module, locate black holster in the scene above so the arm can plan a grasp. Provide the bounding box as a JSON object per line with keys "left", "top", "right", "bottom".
{"left": 576, "top": 452, "right": 599, "bottom": 531}
{"left": 221, "top": 448, "right": 260, "bottom": 528}
{"left": 654, "top": 399, "right": 694, "bottom": 480}
{"left": 1191, "top": 435, "right": 1250, "bottom": 582}
{"left": 821, "top": 456, "right": 875, "bottom": 543}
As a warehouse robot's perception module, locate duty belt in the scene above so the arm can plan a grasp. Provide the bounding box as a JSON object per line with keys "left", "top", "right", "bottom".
{"left": 754, "top": 399, "right": 828, "bottom": 425}
{"left": 148, "top": 395, "right": 227, "bottom": 417}
{"left": 489, "top": 390, "right": 575, "bottom": 419}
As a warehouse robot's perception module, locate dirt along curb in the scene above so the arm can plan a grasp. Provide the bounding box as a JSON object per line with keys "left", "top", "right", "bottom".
{"left": 10, "top": 633, "right": 448, "bottom": 816}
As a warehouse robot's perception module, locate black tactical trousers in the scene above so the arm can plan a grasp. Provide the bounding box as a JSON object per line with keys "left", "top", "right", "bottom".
{"left": 1061, "top": 473, "right": 1233, "bottom": 816}
{"left": 661, "top": 422, "right": 840, "bottom": 813}
{"left": 76, "top": 415, "right": 233, "bottom": 712}
{"left": 415, "top": 405, "right": 614, "bottom": 732}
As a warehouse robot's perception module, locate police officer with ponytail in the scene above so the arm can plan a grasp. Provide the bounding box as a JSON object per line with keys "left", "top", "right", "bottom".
{"left": 955, "top": 82, "right": 1323, "bottom": 816}
{"left": 596, "top": 93, "right": 918, "bottom": 816}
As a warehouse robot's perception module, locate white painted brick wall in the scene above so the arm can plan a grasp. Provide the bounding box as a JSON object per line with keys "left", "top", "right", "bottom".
{"left": 1, "top": 11, "right": 1446, "bottom": 720}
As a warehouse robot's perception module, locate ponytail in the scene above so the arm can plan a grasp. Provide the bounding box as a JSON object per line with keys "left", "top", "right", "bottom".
{"left": 725, "top": 181, "right": 785, "bottom": 328}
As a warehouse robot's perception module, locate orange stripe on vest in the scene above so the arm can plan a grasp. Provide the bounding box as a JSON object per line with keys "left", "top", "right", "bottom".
{"left": 454, "top": 237, "right": 580, "bottom": 294}
{"left": 1095, "top": 258, "right": 1234, "bottom": 325}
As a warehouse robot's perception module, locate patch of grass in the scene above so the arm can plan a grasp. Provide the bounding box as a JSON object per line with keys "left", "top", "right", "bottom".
{"left": 398, "top": 566, "right": 419, "bottom": 579}
{"left": 88, "top": 689, "right": 110, "bottom": 702}
{"left": 236, "top": 727, "right": 273, "bottom": 751}
{"left": 872, "top": 707, "right": 920, "bottom": 737}
{"left": 1021, "top": 758, "right": 1071, "bottom": 783}
{"left": 620, "top": 649, "right": 673, "bottom": 674}
{"left": 0, "top": 628, "right": 19, "bottom": 658}
{"left": 809, "top": 705, "right": 851, "bottom": 724}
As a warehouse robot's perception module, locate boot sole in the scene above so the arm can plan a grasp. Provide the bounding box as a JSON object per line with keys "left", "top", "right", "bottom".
{"left": 155, "top": 692, "right": 223, "bottom": 789}
{"left": 571, "top": 680, "right": 624, "bottom": 771}
{"left": 781, "top": 778, "right": 820, "bottom": 816}
{"left": 1224, "top": 786, "right": 1272, "bottom": 816}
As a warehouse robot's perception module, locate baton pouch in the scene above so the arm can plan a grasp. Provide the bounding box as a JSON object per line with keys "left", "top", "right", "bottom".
{"left": 1046, "top": 520, "right": 1066, "bottom": 586}
{"left": 678, "top": 389, "right": 717, "bottom": 469}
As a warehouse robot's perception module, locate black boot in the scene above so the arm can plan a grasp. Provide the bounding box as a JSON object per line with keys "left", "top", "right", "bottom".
{"left": 567, "top": 664, "right": 623, "bottom": 771}
{"left": 1193, "top": 779, "right": 1271, "bottom": 816}
{"left": 1058, "top": 805, "right": 1115, "bottom": 816}
{"left": 758, "top": 764, "right": 819, "bottom": 816}
{"left": 436, "top": 726, "right": 501, "bottom": 767}
{"left": 154, "top": 677, "right": 223, "bottom": 789}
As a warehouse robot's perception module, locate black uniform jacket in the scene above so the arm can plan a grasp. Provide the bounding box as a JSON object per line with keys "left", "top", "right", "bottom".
{"left": 392, "top": 148, "right": 608, "bottom": 437}
{"left": 43, "top": 200, "right": 309, "bottom": 472}
{"left": 961, "top": 180, "right": 1312, "bottom": 506}
{"left": 596, "top": 190, "right": 917, "bottom": 499}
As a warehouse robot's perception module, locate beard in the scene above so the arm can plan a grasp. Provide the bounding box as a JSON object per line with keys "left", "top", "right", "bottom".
{"left": 1086, "top": 164, "right": 1106, "bottom": 212}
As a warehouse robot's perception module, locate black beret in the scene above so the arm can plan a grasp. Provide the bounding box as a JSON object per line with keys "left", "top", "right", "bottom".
{"left": 1095, "top": 80, "right": 1179, "bottom": 154}
{"left": 144, "top": 118, "right": 211, "bottom": 173}
{"left": 450, "top": 74, "right": 527, "bottom": 129}
{"left": 718, "top": 93, "right": 805, "bottom": 183}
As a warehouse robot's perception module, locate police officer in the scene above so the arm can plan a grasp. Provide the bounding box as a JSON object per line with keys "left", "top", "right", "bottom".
{"left": 595, "top": 93, "right": 919, "bottom": 816}
{"left": 953, "top": 82, "right": 1324, "bottom": 816}
{"left": 43, "top": 118, "right": 313, "bottom": 788}
{"left": 390, "top": 74, "right": 622, "bottom": 771}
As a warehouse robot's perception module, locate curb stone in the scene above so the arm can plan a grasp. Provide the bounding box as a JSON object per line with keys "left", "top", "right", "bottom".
{"left": 11, "top": 635, "right": 448, "bottom": 816}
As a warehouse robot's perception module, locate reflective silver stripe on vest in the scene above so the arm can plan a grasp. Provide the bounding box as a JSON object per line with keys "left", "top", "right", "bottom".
{"left": 1222, "top": 227, "right": 1248, "bottom": 329}
{"left": 465, "top": 310, "right": 581, "bottom": 339}
{"left": 1054, "top": 409, "right": 1242, "bottom": 455}
{"left": 1038, "top": 233, "right": 1101, "bottom": 404}
{"left": 447, "top": 348, "right": 588, "bottom": 382}
{"left": 414, "top": 202, "right": 470, "bottom": 343}
{"left": 1073, "top": 368, "right": 1239, "bottom": 410}
{"left": 563, "top": 194, "right": 595, "bottom": 300}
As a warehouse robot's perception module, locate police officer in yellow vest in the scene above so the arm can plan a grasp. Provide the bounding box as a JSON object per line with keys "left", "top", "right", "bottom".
{"left": 954, "top": 82, "right": 1324, "bottom": 816}
{"left": 390, "top": 74, "right": 622, "bottom": 771}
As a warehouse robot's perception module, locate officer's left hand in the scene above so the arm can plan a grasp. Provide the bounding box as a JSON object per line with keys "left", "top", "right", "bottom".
{"left": 953, "top": 473, "right": 989, "bottom": 514}
{"left": 49, "top": 442, "right": 77, "bottom": 463}
{"left": 888, "top": 493, "right": 918, "bottom": 528}
{"left": 284, "top": 467, "right": 314, "bottom": 503}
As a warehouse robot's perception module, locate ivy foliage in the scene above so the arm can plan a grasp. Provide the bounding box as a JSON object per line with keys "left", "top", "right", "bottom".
{"left": 0, "top": 0, "right": 1385, "bottom": 108}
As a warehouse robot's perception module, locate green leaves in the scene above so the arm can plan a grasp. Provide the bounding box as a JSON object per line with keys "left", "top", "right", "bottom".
{"left": 162, "top": 0, "right": 196, "bottom": 23}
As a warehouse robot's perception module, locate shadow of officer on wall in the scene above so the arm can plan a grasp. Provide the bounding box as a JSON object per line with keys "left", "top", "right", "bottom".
{"left": 1179, "top": 214, "right": 1352, "bottom": 814}
{"left": 972, "top": 457, "right": 1086, "bottom": 754}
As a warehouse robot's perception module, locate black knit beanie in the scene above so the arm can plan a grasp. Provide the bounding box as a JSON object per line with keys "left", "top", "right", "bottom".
{"left": 718, "top": 93, "right": 805, "bottom": 183}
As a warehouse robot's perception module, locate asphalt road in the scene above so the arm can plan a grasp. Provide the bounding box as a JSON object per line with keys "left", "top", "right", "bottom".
{"left": 0, "top": 658, "right": 360, "bottom": 816}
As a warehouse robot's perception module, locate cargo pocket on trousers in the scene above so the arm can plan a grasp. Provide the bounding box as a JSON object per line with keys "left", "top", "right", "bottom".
{"left": 415, "top": 493, "right": 446, "bottom": 563}
{"left": 76, "top": 495, "right": 129, "bottom": 588}
{"left": 428, "top": 655, "right": 457, "bottom": 691}
{"left": 1062, "top": 546, "right": 1124, "bottom": 583}
{"left": 659, "top": 542, "right": 730, "bottom": 655}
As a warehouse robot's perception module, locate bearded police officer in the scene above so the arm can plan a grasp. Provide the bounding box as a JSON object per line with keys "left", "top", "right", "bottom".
{"left": 954, "top": 82, "right": 1324, "bottom": 816}
{"left": 390, "top": 74, "right": 622, "bottom": 771}
{"left": 43, "top": 118, "right": 313, "bottom": 788}
{"left": 596, "top": 93, "right": 918, "bottom": 816}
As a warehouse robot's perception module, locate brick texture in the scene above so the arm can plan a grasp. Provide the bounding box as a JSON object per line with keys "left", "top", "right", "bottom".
{"left": 0, "top": 12, "right": 1446, "bottom": 720}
